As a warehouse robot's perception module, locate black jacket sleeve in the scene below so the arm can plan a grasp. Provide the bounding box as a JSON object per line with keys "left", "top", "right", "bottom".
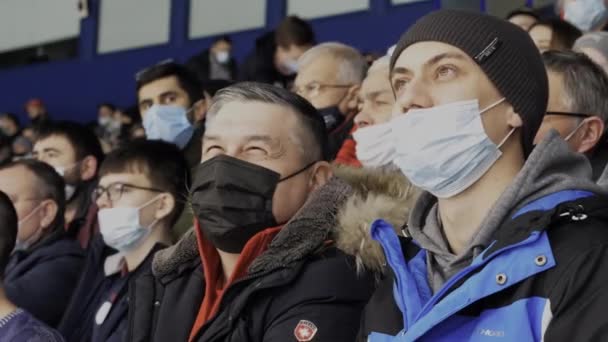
{"left": 543, "top": 244, "right": 608, "bottom": 341}
{"left": 262, "top": 253, "right": 375, "bottom": 341}
{"left": 5, "top": 251, "right": 84, "bottom": 327}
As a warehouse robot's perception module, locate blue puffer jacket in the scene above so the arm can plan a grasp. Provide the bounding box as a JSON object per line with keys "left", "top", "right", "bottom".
{"left": 363, "top": 190, "right": 608, "bottom": 341}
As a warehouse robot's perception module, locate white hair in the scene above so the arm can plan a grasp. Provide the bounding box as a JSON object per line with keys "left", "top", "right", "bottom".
{"left": 297, "top": 42, "right": 368, "bottom": 84}
{"left": 368, "top": 55, "right": 390, "bottom": 74}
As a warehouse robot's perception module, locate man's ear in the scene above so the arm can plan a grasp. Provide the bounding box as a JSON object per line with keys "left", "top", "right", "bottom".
{"left": 154, "top": 193, "right": 176, "bottom": 222}
{"left": 308, "top": 161, "right": 333, "bottom": 192}
{"left": 39, "top": 199, "right": 58, "bottom": 230}
{"left": 80, "top": 155, "right": 98, "bottom": 182}
{"left": 505, "top": 106, "right": 523, "bottom": 129}
{"left": 577, "top": 116, "right": 604, "bottom": 154}
{"left": 192, "top": 99, "right": 206, "bottom": 124}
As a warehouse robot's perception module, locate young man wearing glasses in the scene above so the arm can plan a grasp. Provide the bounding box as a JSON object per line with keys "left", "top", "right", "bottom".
{"left": 58, "top": 139, "right": 188, "bottom": 342}
{"left": 534, "top": 50, "right": 608, "bottom": 181}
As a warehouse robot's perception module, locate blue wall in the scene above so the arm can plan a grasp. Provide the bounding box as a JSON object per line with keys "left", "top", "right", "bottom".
{"left": 0, "top": 0, "right": 532, "bottom": 125}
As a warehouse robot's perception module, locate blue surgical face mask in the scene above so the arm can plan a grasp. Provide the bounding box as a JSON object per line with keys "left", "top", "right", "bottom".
{"left": 392, "top": 98, "right": 514, "bottom": 198}
{"left": 564, "top": 0, "right": 608, "bottom": 31}
{"left": 142, "top": 105, "right": 194, "bottom": 149}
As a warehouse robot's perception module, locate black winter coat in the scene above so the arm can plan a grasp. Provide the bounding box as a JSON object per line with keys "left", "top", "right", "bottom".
{"left": 5, "top": 229, "right": 84, "bottom": 327}
{"left": 128, "top": 178, "right": 376, "bottom": 341}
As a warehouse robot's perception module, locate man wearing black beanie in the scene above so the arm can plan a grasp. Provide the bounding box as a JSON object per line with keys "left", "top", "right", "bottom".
{"left": 352, "top": 9, "right": 608, "bottom": 341}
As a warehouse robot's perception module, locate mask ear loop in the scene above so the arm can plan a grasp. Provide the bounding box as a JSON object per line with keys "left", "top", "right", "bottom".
{"left": 137, "top": 195, "right": 165, "bottom": 230}
{"left": 278, "top": 161, "right": 319, "bottom": 183}
{"left": 497, "top": 127, "right": 517, "bottom": 150}
{"left": 480, "top": 97, "right": 507, "bottom": 114}
{"left": 564, "top": 119, "right": 587, "bottom": 142}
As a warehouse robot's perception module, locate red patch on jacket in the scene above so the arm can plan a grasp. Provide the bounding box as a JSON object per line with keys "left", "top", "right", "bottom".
{"left": 294, "top": 320, "right": 318, "bottom": 341}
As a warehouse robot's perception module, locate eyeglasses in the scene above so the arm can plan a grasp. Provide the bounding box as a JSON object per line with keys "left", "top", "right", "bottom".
{"left": 292, "top": 81, "right": 352, "bottom": 98}
{"left": 546, "top": 111, "right": 592, "bottom": 119}
{"left": 134, "top": 59, "right": 174, "bottom": 81}
{"left": 92, "top": 183, "right": 164, "bottom": 203}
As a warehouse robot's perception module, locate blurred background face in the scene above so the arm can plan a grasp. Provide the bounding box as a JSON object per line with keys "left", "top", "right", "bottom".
{"left": 354, "top": 64, "right": 394, "bottom": 128}
{"left": 26, "top": 104, "right": 45, "bottom": 119}
{"left": 0, "top": 166, "right": 49, "bottom": 242}
{"left": 294, "top": 55, "right": 351, "bottom": 110}
{"left": 509, "top": 14, "right": 538, "bottom": 31}
{"left": 0, "top": 116, "right": 19, "bottom": 137}
{"left": 202, "top": 101, "right": 315, "bottom": 224}
{"left": 211, "top": 39, "right": 232, "bottom": 59}
{"left": 33, "top": 135, "right": 80, "bottom": 183}
{"left": 529, "top": 24, "right": 553, "bottom": 52}
{"left": 98, "top": 105, "right": 114, "bottom": 121}
{"left": 275, "top": 44, "right": 311, "bottom": 75}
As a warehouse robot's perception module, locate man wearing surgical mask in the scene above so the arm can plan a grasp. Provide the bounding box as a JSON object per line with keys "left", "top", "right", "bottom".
{"left": 186, "top": 35, "right": 238, "bottom": 82}
{"left": 33, "top": 121, "right": 103, "bottom": 249}
{"left": 350, "top": 55, "right": 397, "bottom": 168}
{"left": 294, "top": 42, "right": 367, "bottom": 160}
{"left": 562, "top": 0, "right": 608, "bottom": 32}
{"left": 357, "top": 10, "right": 608, "bottom": 341}
{"left": 58, "top": 140, "right": 187, "bottom": 342}
{"left": 0, "top": 160, "right": 84, "bottom": 327}
{"left": 136, "top": 61, "right": 205, "bottom": 167}
{"left": 128, "top": 83, "right": 375, "bottom": 341}
{"left": 535, "top": 50, "right": 608, "bottom": 181}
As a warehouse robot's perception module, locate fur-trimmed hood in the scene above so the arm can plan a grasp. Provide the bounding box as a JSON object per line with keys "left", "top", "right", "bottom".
{"left": 334, "top": 166, "right": 419, "bottom": 274}
{"left": 152, "top": 166, "right": 418, "bottom": 279}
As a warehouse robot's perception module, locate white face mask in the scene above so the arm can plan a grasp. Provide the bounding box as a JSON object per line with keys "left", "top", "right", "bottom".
{"left": 282, "top": 59, "right": 299, "bottom": 75}
{"left": 353, "top": 122, "right": 396, "bottom": 168}
{"left": 392, "top": 98, "right": 514, "bottom": 198}
{"left": 564, "top": 0, "right": 608, "bottom": 31}
{"left": 15, "top": 203, "right": 44, "bottom": 251}
{"left": 215, "top": 51, "right": 230, "bottom": 64}
{"left": 98, "top": 196, "right": 161, "bottom": 252}
{"left": 54, "top": 162, "right": 79, "bottom": 201}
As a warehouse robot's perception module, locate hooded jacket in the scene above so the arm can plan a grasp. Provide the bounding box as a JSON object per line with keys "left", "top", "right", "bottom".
{"left": 351, "top": 131, "right": 608, "bottom": 341}
{"left": 127, "top": 172, "right": 378, "bottom": 342}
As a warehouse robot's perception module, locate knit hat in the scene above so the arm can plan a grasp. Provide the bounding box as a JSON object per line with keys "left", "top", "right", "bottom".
{"left": 390, "top": 10, "right": 548, "bottom": 158}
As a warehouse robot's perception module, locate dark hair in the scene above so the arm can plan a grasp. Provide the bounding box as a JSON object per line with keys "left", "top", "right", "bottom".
{"left": 0, "top": 113, "right": 20, "bottom": 129}
{"left": 0, "top": 160, "right": 65, "bottom": 228}
{"left": 506, "top": 7, "right": 539, "bottom": 21}
{"left": 201, "top": 79, "right": 235, "bottom": 97}
{"left": 207, "top": 82, "right": 329, "bottom": 162}
{"left": 99, "top": 139, "right": 189, "bottom": 227}
{"left": 543, "top": 50, "right": 608, "bottom": 125}
{"left": 36, "top": 121, "right": 104, "bottom": 167}
{"left": 0, "top": 191, "right": 17, "bottom": 276}
{"left": 98, "top": 103, "right": 116, "bottom": 112}
{"left": 530, "top": 19, "right": 582, "bottom": 51}
{"left": 213, "top": 35, "right": 232, "bottom": 45}
{"left": 136, "top": 62, "right": 202, "bottom": 105}
{"left": 0, "top": 135, "right": 12, "bottom": 166}
{"left": 275, "top": 16, "right": 315, "bottom": 48}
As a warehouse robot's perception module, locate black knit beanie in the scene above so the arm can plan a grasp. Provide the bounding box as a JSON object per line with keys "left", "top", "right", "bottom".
{"left": 391, "top": 9, "right": 548, "bottom": 158}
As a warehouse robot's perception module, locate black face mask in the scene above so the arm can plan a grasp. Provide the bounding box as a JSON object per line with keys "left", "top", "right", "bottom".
{"left": 191, "top": 154, "right": 315, "bottom": 253}
{"left": 318, "top": 106, "right": 345, "bottom": 132}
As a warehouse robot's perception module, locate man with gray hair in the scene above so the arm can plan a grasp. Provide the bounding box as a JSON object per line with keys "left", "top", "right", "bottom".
{"left": 534, "top": 50, "right": 608, "bottom": 180}
{"left": 293, "top": 42, "right": 367, "bottom": 159}
{"left": 128, "top": 82, "right": 375, "bottom": 341}
{"left": 574, "top": 31, "right": 608, "bottom": 74}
